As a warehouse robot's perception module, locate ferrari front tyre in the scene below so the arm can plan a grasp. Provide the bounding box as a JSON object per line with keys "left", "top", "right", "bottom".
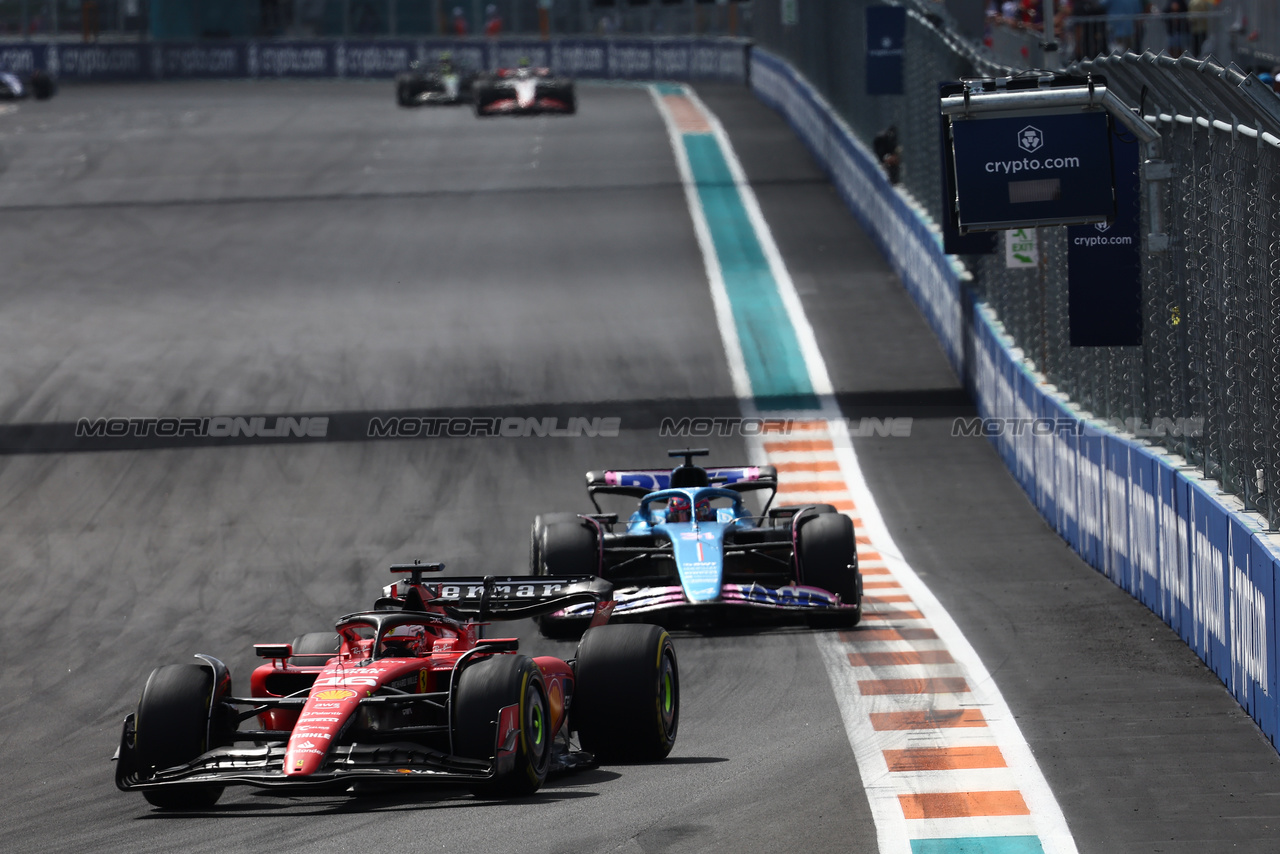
{"left": 289, "top": 631, "right": 340, "bottom": 667}
{"left": 797, "top": 512, "right": 861, "bottom": 624}
{"left": 572, "top": 624, "right": 678, "bottom": 763}
{"left": 135, "top": 664, "right": 224, "bottom": 809}
{"left": 454, "top": 654, "right": 552, "bottom": 797}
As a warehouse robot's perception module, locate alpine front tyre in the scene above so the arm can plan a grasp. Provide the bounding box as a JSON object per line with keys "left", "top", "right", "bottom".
{"left": 135, "top": 664, "right": 225, "bottom": 809}
{"left": 796, "top": 512, "right": 861, "bottom": 627}
{"left": 534, "top": 518, "right": 597, "bottom": 639}
{"left": 573, "top": 624, "right": 678, "bottom": 762}
{"left": 454, "top": 655, "right": 552, "bottom": 796}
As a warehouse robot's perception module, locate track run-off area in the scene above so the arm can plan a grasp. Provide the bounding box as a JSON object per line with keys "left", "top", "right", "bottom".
{"left": 0, "top": 80, "right": 1277, "bottom": 854}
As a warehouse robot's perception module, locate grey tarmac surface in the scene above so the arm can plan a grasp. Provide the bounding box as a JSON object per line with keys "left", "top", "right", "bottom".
{"left": 694, "top": 84, "right": 1280, "bottom": 852}
{"left": 0, "top": 77, "right": 1275, "bottom": 854}
{"left": 0, "top": 81, "right": 868, "bottom": 854}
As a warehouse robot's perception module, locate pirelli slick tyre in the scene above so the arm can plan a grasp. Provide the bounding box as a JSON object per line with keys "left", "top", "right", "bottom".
{"left": 473, "top": 84, "right": 497, "bottom": 116}
{"left": 573, "top": 624, "right": 679, "bottom": 763}
{"left": 135, "top": 664, "right": 224, "bottom": 809}
{"left": 455, "top": 655, "right": 552, "bottom": 797}
{"left": 289, "top": 632, "right": 340, "bottom": 667}
{"left": 534, "top": 518, "right": 597, "bottom": 638}
{"left": 538, "top": 519, "right": 597, "bottom": 577}
{"left": 529, "top": 513, "right": 582, "bottom": 575}
{"left": 29, "top": 71, "right": 55, "bottom": 100}
{"left": 768, "top": 504, "right": 839, "bottom": 517}
{"left": 797, "top": 512, "right": 861, "bottom": 626}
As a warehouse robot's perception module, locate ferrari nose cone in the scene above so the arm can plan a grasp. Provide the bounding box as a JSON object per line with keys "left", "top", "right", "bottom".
{"left": 284, "top": 686, "right": 360, "bottom": 776}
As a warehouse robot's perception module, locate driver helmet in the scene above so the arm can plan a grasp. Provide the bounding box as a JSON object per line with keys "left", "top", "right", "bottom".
{"left": 695, "top": 495, "right": 714, "bottom": 522}
{"left": 382, "top": 624, "right": 424, "bottom": 657}
{"left": 666, "top": 494, "right": 691, "bottom": 523}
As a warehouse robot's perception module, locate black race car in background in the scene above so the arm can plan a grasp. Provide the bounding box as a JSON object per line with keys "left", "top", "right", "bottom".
{"left": 395, "top": 55, "right": 476, "bottom": 106}
{"left": 0, "top": 67, "right": 55, "bottom": 101}
{"left": 474, "top": 64, "right": 575, "bottom": 116}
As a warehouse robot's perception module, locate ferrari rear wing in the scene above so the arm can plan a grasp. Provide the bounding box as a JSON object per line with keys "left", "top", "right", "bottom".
{"left": 385, "top": 568, "right": 614, "bottom": 623}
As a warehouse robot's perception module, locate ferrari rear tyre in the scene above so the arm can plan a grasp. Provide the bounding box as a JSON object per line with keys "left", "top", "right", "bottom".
{"left": 135, "top": 664, "right": 224, "bottom": 809}
{"left": 455, "top": 655, "right": 552, "bottom": 797}
{"left": 290, "top": 632, "right": 340, "bottom": 667}
{"left": 573, "top": 624, "right": 678, "bottom": 763}
{"left": 797, "top": 512, "right": 861, "bottom": 624}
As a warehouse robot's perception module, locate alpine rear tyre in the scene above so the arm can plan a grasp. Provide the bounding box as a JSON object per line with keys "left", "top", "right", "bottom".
{"left": 573, "top": 624, "right": 678, "bottom": 762}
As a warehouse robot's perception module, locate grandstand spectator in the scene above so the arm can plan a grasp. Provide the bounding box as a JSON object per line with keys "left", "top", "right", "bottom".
{"left": 1188, "top": 0, "right": 1209, "bottom": 56}
{"left": 484, "top": 4, "right": 502, "bottom": 36}
{"left": 1101, "top": 0, "right": 1147, "bottom": 52}
{"left": 452, "top": 6, "right": 468, "bottom": 35}
{"left": 1074, "top": 0, "right": 1109, "bottom": 58}
{"left": 1163, "top": 0, "right": 1190, "bottom": 57}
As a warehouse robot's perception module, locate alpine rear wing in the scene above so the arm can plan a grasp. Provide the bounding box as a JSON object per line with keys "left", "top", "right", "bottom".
{"left": 586, "top": 465, "right": 778, "bottom": 503}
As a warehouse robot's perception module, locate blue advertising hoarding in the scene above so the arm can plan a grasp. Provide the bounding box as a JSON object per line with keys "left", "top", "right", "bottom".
{"left": 1067, "top": 123, "right": 1142, "bottom": 346}
{"left": 866, "top": 6, "right": 905, "bottom": 96}
{"left": 755, "top": 45, "right": 1280, "bottom": 753}
{"left": 949, "top": 110, "right": 1116, "bottom": 232}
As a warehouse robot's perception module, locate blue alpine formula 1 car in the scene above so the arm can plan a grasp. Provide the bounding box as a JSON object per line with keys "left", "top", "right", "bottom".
{"left": 530, "top": 449, "right": 862, "bottom": 636}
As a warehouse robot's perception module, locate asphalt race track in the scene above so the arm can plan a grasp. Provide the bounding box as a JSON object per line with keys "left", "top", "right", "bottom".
{"left": 0, "top": 80, "right": 1276, "bottom": 853}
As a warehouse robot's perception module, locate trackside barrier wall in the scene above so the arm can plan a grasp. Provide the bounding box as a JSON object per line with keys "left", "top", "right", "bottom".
{"left": 0, "top": 37, "right": 749, "bottom": 82}
{"left": 751, "top": 46, "right": 1280, "bottom": 749}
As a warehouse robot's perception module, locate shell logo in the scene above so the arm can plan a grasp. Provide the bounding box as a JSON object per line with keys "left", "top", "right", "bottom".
{"left": 313, "top": 688, "right": 357, "bottom": 701}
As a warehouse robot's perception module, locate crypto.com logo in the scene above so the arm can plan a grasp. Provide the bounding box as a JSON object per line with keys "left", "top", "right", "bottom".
{"left": 1018, "top": 126, "right": 1044, "bottom": 153}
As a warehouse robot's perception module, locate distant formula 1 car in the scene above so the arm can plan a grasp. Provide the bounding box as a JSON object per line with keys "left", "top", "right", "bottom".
{"left": 395, "top": 56, "right": 475, "bottom": 106}
{"left": 474, "top": 64, "right": 575, "bottom": 116}
{"left": 530, "top": 449, "right": 862, "bottom": 636}
{"left": 0, "top": 67, "right": 55, "bottom": 101}
{"left": 115, "top": 564, "right": 678, "bottom": 809}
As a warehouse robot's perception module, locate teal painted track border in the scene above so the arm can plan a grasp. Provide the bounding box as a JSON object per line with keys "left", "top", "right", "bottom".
{"left": 682, "top": 132, "right": 819, "bottom": 411}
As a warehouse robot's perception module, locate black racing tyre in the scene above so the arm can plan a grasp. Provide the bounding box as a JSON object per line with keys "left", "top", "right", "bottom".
{"left": 774, "top": 502, "right": 837, "bottom": 516}
{"left": 135, "top": 664, "right": 224, "bottom": 809}
{"left": 533, "top": 516, "right": 597, "bottom": 638}
{"left": 29, "top": 71, "right": 55, "bottom": 100}
{"left": 529, "top": 513, "right": 583, "bottom": 574}
{"left": 396, "top": 83, "right": 411, "bottom": 106}
{"left": 572, "top": 624, "right": 678, "bottom": 763}
{"left": 797, "top": 512, "right": 861, "bottom": 623}
{"left": 290, "top": 632, "right": 340, "bottom": 667}
{"left": 539, "top": 520, "right": 597, "bottom": 577}
{"left": 454, "top": 655, "right": 552, "bottom": 796}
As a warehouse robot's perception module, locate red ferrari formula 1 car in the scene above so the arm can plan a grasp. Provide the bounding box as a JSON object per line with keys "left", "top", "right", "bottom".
{"left": 114, "top": 564, "right": 678, "bottom": 809}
